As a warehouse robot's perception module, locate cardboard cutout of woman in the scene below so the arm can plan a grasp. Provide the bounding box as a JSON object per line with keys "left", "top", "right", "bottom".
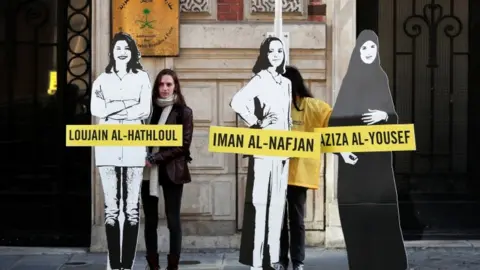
{"left": 91, "top": 32, "right": 152, "bottom": 270}
{"left": 328, "top": 30, "right": 408, "bottom": 270}
{"left": 230, "top": 37, "right": 292, "bottom": 269}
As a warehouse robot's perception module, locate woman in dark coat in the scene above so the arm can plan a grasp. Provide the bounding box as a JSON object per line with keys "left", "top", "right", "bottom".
{"left": 142, "top": 69, "right": 193, "bottom": 270}
{"left": 328, "top": 30, "right": 408, "bottom": 270}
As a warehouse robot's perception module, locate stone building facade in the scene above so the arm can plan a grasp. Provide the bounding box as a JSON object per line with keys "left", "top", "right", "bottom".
{"left": 90, "top": 0, "right": 355, "bottom": 251}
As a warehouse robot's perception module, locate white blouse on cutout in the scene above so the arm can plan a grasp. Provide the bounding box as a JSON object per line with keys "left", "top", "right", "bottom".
{"left": 90, "top": 70, "right": 152, "bottom": 167}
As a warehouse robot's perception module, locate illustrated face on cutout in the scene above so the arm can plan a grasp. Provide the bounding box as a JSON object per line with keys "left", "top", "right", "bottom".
{"left": 268, "top": 40, "right": 284, "bottom": 69}
{"left": 359, "top": 40, "right": 377, "bottom": 64}
{"left": 113, "top": 40, "right": 132, "bottom": 63}
{"left": 158, "top": 75, "right": 175, "bottom": 98}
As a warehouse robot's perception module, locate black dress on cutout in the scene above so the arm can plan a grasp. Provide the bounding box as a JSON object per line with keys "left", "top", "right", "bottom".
{"left": 328, "top": 30, "right": 408, "bottom": 270}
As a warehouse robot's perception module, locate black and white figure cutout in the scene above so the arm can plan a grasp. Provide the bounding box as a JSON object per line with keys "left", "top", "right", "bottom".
{"left": 230, "top": 37, "right": 292, "bottom": 269}
{"left": 328, "top": 30, "right": 408, "bottom": 270}
{"left": 91, "top": 32, "right": 152, "bottom": 270}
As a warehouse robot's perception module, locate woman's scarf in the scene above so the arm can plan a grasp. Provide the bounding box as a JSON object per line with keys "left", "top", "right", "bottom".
{"left": 147, "top": 94, "right": 177, "bottom": 197}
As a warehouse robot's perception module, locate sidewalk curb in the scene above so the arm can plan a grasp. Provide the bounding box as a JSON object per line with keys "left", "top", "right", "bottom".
{"left": 2, "top": 240, "right": 480, "bottom": 255}
{"left": 0, "top": 247, "right": 88, "bottom": 255}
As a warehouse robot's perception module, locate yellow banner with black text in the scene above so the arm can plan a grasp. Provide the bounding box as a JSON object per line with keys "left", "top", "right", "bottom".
{"left": 315, "top": 124, "right": 416, "bottom": 153}
{"left": 208, "top": 126, "right": 322, "bottom": 159}
{"left": 66, "top": 125, "right": 183, "bottom": 147}
{"left": 208, "top": 124, "right": 416, "bottom": 158}
{"left": 68, "top": 123, "right": 415, "bottom": 152}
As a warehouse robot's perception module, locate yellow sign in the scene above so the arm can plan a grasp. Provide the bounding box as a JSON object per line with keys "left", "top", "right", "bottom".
{"left": 66, "top": 125, "right": 183, "bottom": 147}
{"left": 112, "top": 0, "right": 180, "bottom": 56}
{"left": 47, "top": 71, "right": 57, "bottom": 95}
{"left": 315, "top": 124, "right": 416, "bottom": 153}
{"left": 208, "top": 126, "right": 322, "bottom": 159}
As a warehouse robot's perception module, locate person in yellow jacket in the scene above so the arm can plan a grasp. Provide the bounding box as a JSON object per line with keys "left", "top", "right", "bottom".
{"left": 274, "top": 66, "right": 332, "bottom": 270}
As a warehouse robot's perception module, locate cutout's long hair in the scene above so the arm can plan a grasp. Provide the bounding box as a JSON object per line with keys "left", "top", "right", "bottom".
{"left": 252, "top": 36, "right": 286, "bottom": 75}
{"left": 105, "top": 32, "right": 143, "bottom": 74}
{"left": 283, "top": 65, "right": 314, "bottom": 111}
{"left": 152, "top": 69, "right": 187, "bottom": 106}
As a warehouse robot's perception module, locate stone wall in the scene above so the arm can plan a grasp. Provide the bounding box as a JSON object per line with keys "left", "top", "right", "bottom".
{"left": 179, "top": 0, "right": 325, "bottom": 22}
{"left": 91, "top": 0, "right": 330, "bottom": 251}
{"left": 323, "top": 0, "right": 356, "bottom": 248}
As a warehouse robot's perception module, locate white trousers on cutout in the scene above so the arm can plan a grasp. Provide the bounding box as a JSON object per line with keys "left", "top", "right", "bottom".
{"left": 251, "top": 157, "right": 289, "bottom": 268}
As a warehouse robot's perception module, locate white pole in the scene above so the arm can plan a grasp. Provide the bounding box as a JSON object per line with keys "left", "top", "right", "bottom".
{"left": 274, "top": 0, "right": 282, "bottom": 39}
{"left": 273, "top": 0, "right": 289, "bottom": 65}
{"left": 270, "top": 0, "right": 289, "bottom": 65}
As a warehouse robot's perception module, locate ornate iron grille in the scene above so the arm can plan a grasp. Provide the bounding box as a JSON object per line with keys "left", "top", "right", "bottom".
{"left": 398, "top": 0, "right": 466, "bottom": 181}
{"left": 376, "top": 0, "right": 469, "bottom": 194}
{"left": 370, "top": 0, "right": 480, "bottom": 239}
{"left": 0, "top": 0, "right": 92, "bottom": 247}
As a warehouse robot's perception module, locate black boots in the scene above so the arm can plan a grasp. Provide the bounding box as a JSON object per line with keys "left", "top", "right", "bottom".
{"left": 105, "top": 220, "right": 121, "bottom": 269}
{"left": 145, "top": 253, "right": 179, "bottom": 270}
{"left": 166, "top": 254, "right": 180, "bottom": 270}
{"left": 121, "top": 170, "right": 141, "bottom": 269}
{"left": 145, "top": 253, "right": 160, "bottom": 270}
{"left": 121, "top": 216, "right": 140, "bottom": 268}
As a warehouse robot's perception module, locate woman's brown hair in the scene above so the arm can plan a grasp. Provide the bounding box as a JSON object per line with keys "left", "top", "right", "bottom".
{"left": 152, "top": 68, "right": 187, "bottom": 106}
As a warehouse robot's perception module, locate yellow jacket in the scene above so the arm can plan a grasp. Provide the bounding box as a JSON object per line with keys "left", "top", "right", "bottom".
{"left": 289, "top": 97, "right": 332, "bottom": 189}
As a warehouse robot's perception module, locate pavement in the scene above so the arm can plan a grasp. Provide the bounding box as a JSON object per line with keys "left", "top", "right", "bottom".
{"left": 1, "top": 245, "right": 480, "bottom": 270}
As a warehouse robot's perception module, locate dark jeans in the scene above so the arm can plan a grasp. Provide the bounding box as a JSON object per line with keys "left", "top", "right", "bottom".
{"left": 141, "top": 180, "right": 184, "bottom": 256}
{"left": 279, "top": 185, "right": 308, "bottom": 267}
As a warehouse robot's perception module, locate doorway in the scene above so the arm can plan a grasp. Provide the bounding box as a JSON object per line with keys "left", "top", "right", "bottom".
{"left": 357, "top": 0, "right": 480, "bottom": 239}
{"left": 0, "top": 0, "right": 92, "bottom": 247}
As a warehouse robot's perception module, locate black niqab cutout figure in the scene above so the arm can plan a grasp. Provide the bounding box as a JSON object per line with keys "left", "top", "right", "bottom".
{"left": 328, "top": 30, "right": 408, "bottom": 270}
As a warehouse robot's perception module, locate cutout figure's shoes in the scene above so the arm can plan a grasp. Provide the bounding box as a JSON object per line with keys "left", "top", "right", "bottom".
{"left": 251, "top": 241, "right": 264, "bottom": 268}
{"left": 293, "top": 264, "right": 304, "bottom": 270}
{"left": 145, "top": 252, "right": 160, "bottom": 270}
{"left": 105, "top": 220, "right": 121, "bottom": 269}
{"left": 272, "top": 262, "right": 287, "bottom": 270}
{"left": 165, "top": 254, "right": 180, "bottom": 270}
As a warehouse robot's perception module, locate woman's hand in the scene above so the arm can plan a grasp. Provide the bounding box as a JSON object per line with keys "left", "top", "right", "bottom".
{"left": 259, "top": 112, "right": 278, "bottom": 128}
{"left": 340, "top": 152, "right": 358, "bottom": 165}
{"left": 146, "top": 153, "right": 155, "bottom": 166}
{"left": 95, "top": 90, "right": 105, "bottom": 100}
{"left": 361, "top": 109, "right": 388, "bottom": 125}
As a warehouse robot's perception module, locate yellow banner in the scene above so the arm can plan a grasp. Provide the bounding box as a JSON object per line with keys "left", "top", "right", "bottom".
{"left": 315, "top": 124, "right": 416, "bottom": 153}
{"left": 208, "top": 126, "right": 322, "bottom": 159}
{"left": 112, "top": 0, "right": 180, "bottom": 56}
{"left": 66, "top": 125, "right": 183, "bottom": 147}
